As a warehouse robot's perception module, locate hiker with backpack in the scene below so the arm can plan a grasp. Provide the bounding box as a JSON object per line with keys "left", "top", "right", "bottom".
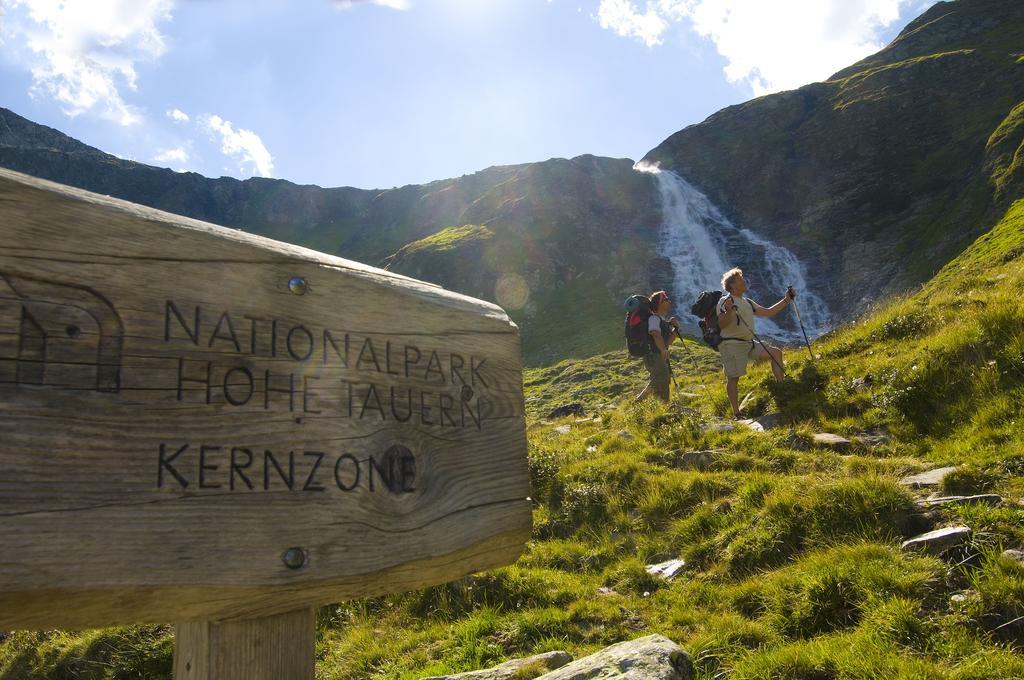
{"left": 626, "top": 290, "right": 681, "bottom": 403}
{"left": 716, "top": 267, "right": 795, "bottom": 418}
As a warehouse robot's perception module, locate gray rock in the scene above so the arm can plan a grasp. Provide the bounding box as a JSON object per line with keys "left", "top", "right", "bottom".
{"left": 855, "top": 430, "right": 890, "bottom": 447}
{"left": 900, "top": 526, "right": 971, "bottom": 555}
{"left": 851, "top": 374, "right": 874, "bottom": 391}
{"left": 1002, "top": 549, "right": 1024, "bottom": 563}
{"left": 917, "top": 494, "right": 1001, "bottom": 509}
{"left": 553, "top": 424, "right": 572, "bottom": 435}
{"left": 618, "top": 430, "right": 636, "bottom": 441}
{"left": 739, "top": 412, "right": 782, "bottom": 432}
{"left": 737, "top": 419, "right": 763, "bottom": 432}
{"left": 536, "top": 634, "right": 693, "bottom": 679}
{"left": 425, "top": 651, "right": 574, "bottom": 679}
{"left": 812, "top": 433, "right": 852, "bottom": 450}
{"left": 548, "top": 403, "right": 586, "bottom": 419}
{"left": 701, "top": 422, "right": 736, "bottom": 433}
{"left": 645, "top": 559, "right": 686, "bottom": 581}
{"left": 900, "top": 466, "right": 960, "bottom": 489}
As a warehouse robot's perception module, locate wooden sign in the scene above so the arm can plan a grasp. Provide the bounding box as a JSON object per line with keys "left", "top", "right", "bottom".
{"left": 0, "top": 168, "right": 531, "bottom": 635}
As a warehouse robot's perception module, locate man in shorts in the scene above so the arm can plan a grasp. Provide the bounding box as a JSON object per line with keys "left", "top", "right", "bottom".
{"left": 717, "top": 268, "right": 795, "bottom": 418}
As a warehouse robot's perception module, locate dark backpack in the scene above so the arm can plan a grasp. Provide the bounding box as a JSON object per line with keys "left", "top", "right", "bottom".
{"left": 624, "top": 294, "right": 652, "bottom": 357}
{"left": 691, "top": 290, "right": 725, "bottom": 349}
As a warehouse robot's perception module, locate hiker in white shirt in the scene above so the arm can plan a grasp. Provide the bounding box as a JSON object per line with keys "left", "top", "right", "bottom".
{"left": 634, "top": 290, "right": 680, "bottom": 403}
{"left": 717, "top": 268, "right": 795, "bottom": 418}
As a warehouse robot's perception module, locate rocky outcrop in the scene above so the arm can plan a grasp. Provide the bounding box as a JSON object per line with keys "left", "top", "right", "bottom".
{"left": 642, "top": 0, "right": 1024, "bottom": 321}
{"left": 645, "top": 559, "right": 687, "bottom": 581}
{"left": 535, "top": 635, "right": 692, "bottom": 680}
{"left": 812, "top": 433, "right": 853, "bottom": 451}
{"left": 425, "top": 651, "right": 573, "bottom": 680}
{"left": 900, "top": 466, "right": 960, "bottom": 489}
{"left": 900, "top": 526, "right": 972, "bottom": 555}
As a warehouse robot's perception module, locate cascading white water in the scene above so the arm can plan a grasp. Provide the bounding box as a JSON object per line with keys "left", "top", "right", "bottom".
{"left": 637, "top": 163, "right": 831, "bottom": 342}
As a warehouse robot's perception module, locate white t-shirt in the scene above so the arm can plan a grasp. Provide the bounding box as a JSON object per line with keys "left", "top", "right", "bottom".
{"left": 717, "top": 295, "right": 761, "bottom": 341}
{"left": 648, "top": 313, "right": 667, "bottom": 336}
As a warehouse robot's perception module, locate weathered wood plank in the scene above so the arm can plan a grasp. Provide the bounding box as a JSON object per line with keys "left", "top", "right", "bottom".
{"left": 174, "top": 608, "right": 315, "bottom": 680}
{"left": 0, "top": 168, "right": 531, "bottom": 629}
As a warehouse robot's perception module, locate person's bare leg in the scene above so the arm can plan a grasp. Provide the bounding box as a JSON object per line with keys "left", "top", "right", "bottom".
{"left": 726, "top": 376, "right": 740, "bottom": 416}
{"left": 755, "top": 346, "right": 785, "bottom": 381}
{"left": 768, "top": 347, "right": 785, "bottom": 381}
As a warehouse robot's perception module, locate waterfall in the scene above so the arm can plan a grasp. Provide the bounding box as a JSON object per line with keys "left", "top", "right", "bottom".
{"left": 636, "top": 163, "right": 830, "bottom": 342}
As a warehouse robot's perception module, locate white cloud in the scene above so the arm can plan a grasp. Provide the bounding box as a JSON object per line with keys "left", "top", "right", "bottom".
{"left": 202, "top": 114, "right": 274, "bottom": 178}
{"left": 596, "top": 0, "right": 936, "bottom": 95}
{"left": 6, "top": 0, "right": 174, "bottom": 125}
{"left": 333, "top": 0, "right": 411, "bottom": 10}
{"left": 166, "top": 108, "right": 189, "bottom": 123}
{"left": 154, "top": 147, "right": 188, "bottom": 164}
{"left": 598, "top": 0, "right": 667, "bottom": 47}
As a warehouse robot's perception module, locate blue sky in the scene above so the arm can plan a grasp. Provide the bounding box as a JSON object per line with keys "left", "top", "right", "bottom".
{"left": 0, "top": 0, "right": 936, "bottom": 189}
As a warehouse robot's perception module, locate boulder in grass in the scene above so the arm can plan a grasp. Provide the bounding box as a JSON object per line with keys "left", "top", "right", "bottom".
{"left": 900, "top": 526, "right": 971, "bottom": 555}
{"left": 900, "top": 466, "right": 960, "bottom": 489}
{"left": 536, "top": 634, "right": 693, "bottom": 680}
{"left": 916, "top": 494, "right": 1002, "bottom": 509}
{"left": 812, "top": 433, "right": 852, "bottom": 451}
{"left": 739, "top": 412, "right": 782, "bottom": 432}
{"left": 425, "top": 651, "right": 574, "bottom": 680}
{"left": 645, "top": 559, "right": 686, "bottom": 581}
{"left": 549, "top": 403, "right": 586, "bottom": 419}
{"left": 1002, "top": 549, "right": 1024, "bottom": 563}
{"left": 855, "top": 430, "right": 890, "bottom": 448}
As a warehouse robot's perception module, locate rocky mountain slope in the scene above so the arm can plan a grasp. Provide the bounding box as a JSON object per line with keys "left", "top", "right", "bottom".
{"left": 642, "top": 0, "right": 1024, "bottom": 316}
{"left": 0, "top": 110, "right": 660, "bottom": 364}
{"left": 2, "top": 0, "right": 1022, "bottom": 365}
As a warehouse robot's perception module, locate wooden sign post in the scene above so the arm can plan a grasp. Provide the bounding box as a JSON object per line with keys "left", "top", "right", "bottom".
{"left": 0, "top": 168, "right": 531, "bottom": 678}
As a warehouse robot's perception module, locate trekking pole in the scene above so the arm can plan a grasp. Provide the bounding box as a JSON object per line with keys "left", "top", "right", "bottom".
{"left": 734, "top": 312, "right": 787, "bottom": 379}
{"left": 672, "top": 320, "right": 699, "bottom": 373}
{"left": 788, "top": 286, "right": 815, "bottom": 362}
{"left": 679, "top": 338, "right": 699, "bottom": 374}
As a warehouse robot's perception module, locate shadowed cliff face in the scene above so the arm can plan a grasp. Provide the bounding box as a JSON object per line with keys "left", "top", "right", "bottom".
{"left": 0, "top": 109, "right": 662, "bottom": 365}
{"left": 642, "top": 0, "right": 1024, "bottom": 318}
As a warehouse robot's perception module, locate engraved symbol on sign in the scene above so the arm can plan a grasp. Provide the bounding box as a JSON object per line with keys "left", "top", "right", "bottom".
{"left": 1, "top": 272, "right": 124, "bottom": 393}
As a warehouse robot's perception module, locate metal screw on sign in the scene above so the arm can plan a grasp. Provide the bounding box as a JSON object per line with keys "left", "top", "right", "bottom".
{"left": 288, "top": 277, "right": 308, "bottom": 295}
{"left": 282, "top": 547, "right": 307, "bottom": 569}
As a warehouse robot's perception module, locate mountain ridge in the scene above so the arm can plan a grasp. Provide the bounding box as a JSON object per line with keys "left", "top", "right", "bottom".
{"left": 2, "top": 0, "right": 1023, "bottom": 365}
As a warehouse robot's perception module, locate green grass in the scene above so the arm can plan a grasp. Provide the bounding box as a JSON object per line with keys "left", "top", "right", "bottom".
{"left": 392, "top": 224, "right": 495, "bottom": 255}
{"left": 5, "top": 204, "right": 1024, "bottom": 678}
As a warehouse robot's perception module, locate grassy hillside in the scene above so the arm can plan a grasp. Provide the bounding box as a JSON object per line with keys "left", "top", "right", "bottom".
{"left": 4, "top": 199, "right": 1024, "bottom": 678}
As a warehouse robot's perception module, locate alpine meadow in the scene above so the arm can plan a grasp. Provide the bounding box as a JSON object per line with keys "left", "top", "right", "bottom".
{"left": 2, "top": 0, "right": 1024, "bottom": 678}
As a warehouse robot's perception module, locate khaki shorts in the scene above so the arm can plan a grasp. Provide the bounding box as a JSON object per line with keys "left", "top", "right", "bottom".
{"left": 720, "top": 339, "right": 758, "bottom": 378}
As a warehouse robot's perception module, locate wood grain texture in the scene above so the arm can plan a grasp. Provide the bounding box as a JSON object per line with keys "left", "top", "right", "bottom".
{"left": 174, "top": 608, "right": 315, "bottom": 680}
{"left": 0, "top": 168, "right": 531, "bottom": 629}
